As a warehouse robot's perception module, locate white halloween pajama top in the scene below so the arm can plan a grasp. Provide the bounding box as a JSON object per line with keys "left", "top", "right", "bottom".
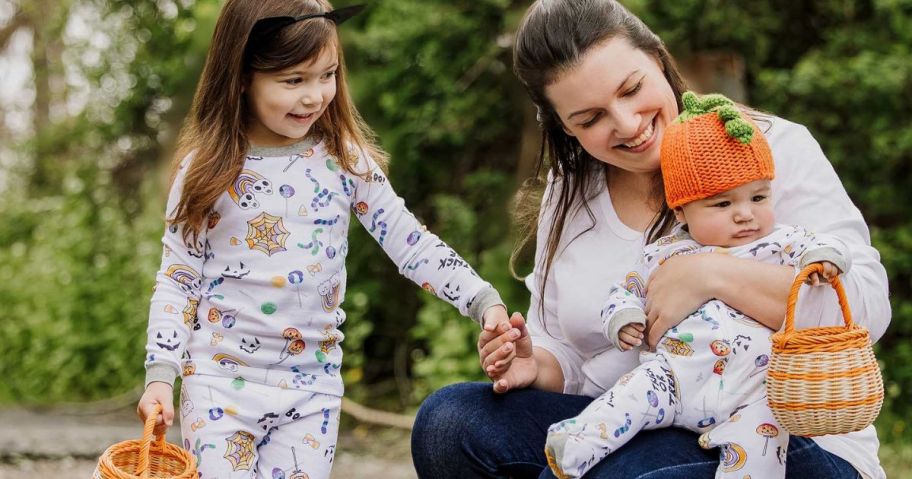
{"left": 144, "top": 138, "right": 501, "bottom": 479}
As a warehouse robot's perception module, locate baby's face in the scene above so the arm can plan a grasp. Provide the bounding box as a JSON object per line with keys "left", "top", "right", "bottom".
{"left": 675, "top": 180, "right": 775, "bottom": 247}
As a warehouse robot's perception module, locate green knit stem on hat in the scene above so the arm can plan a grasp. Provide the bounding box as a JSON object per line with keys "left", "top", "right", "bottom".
{"left": 675, "top": 91, "right": 754, "bottom": 144}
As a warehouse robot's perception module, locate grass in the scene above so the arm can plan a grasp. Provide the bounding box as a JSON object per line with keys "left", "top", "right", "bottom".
{"left": 882, "top": 441, "right": 912, "bottom": 478}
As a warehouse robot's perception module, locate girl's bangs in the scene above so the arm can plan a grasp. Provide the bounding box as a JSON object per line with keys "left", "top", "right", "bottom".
{"left": 248, "top": 19, "right": 337, "bottom": 72}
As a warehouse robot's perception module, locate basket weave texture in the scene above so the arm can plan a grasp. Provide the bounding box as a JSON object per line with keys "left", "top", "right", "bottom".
{"left": 767, "top": 264, "right": 884, "bottom": 437}
{"left": 93, "top": 404, "right": 197, "bottom": 479}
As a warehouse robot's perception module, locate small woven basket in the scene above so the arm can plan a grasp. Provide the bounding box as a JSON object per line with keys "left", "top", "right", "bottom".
{"left": 767, "top": 264, "right": 884, "bottom": 437}
{"left": 93, "top": 404, "right": 197, "bottom": 479}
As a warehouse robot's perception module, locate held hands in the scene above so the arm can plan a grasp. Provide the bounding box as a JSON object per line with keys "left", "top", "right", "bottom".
{"left": 479, "top": 308, "right": 535, "bottom": 393}
{"left": 137, "top": 381, "right": 175, "bottom": 436}
{"left": 805, "top": 261, "right": 841, "bottom": 286}
{"left": 617, "top": 323, "right": 645, "bottom": 351}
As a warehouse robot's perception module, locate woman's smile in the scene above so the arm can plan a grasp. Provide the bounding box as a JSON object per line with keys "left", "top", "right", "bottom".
{"left": 617, "top": 116, "right": 657, "bottom": 152}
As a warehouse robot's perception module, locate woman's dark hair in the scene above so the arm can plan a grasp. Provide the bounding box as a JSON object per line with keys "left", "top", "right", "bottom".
{"left": 510, "top": 0, "right": 687, "bottom": 320}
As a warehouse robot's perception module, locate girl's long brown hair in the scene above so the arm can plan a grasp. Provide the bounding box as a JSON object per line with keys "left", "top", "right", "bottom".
{"left": 511, "top": 0, "right": 687, "bottom": 323}
{"left": 170, "top": 0, "right": 386, "bottom": 245}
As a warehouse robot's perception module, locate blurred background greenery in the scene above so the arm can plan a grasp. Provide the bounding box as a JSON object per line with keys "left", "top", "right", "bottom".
{"left": 0, "top": 0, "right": 909, "bottom": 467}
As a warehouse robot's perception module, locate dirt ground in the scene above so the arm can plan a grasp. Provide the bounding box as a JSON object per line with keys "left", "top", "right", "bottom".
{"left": 0, "top": 406, "right": 416, "bottom": 479}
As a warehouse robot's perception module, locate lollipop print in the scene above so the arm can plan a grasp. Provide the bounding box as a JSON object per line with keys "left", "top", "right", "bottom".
{"left": 221, "top": 310, "right": 237, "bottom": 328}
{"left": 407, "top": 230, "right": 422, "bottom": 246}
{"left": 697, "top": 396, "right": 716, "bottom": 429}
{"left": 284, "top": 446, "right": 309, "bottom": 479}
{"left": 207, "top": 386, "right": 224, "bottom": 421}
{"left": 275, "top": 327, "right": 305, "bottom": 365}
{"left": 288, "top": 270, "right": 305, "bottom": 307}
{"left": 756, "top": 423, "right": 779, "bottom": 456}
{"left": 640, "top": 389, "right": 659, "bottom": 423}
{"left": 749, "top": 354, "right": 769, "bottom": 378}
{"left": 279, "top": 184, "right": 296, "bottom": 217}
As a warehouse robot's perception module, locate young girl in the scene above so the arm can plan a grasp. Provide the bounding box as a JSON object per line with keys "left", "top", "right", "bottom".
{"left": 544, "top": 92, "right": 849, "bottom": 478}
{"left": 136, "top": 1, "right": 509, "bottom": 477}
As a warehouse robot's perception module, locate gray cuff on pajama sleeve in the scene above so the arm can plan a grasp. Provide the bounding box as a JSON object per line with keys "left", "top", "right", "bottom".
{"left": 606, "top": 309, "right": 647, "bottom": 350}
{"left": 799, "top": 246, "right": 849, "bottom": 275}
{"left": 468, "top": 286, "right": 505, "bottom": 327}
{"left": 145, "top": 363, "right": 179, "bottom": 389}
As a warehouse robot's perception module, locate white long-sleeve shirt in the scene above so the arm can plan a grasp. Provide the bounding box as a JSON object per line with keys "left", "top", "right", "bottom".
{"left": 526, "top": 116, "right": 890, "bottom": 478}
{"left": 145, "top": 138, "right": 500, "bottom": 397}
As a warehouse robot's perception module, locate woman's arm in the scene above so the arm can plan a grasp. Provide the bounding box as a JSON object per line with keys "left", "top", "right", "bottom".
{"left": 531, "top": 347, "right": 565, "bottom": 392}
{"left": 769, "top": 120, "right": 890, "bottom": 340}
{"left": 479, "top": 172, "right": 588, "bottom": 393}
{"left": 645, "top": 119, "right": 891, "bottom": 346}
{"left": 644, "top": 254, "right": 793, "bottom": 347}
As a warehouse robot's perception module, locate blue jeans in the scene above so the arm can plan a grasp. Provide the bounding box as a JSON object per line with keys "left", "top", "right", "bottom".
{"left": 411, "top": 382, "right": 861, "bottom": 479}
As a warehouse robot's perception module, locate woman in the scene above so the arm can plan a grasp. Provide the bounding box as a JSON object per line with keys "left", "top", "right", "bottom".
{"left": 410, "top": 1, "right": 890, "bottom": 478}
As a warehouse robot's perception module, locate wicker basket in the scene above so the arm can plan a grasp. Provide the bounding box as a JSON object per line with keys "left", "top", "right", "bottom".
{"left": 93, "top": 404, "right": 197, "bottom": 479}
{"left": 767, "top": 264, "right": 884, "bottom": 437}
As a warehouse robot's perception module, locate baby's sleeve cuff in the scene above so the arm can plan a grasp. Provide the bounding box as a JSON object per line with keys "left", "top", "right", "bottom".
{"left": 799, "top": 246, "right": 849, "bottom": 275}
{"left": 605, "top": 309, "right": 647, "bottom": 350}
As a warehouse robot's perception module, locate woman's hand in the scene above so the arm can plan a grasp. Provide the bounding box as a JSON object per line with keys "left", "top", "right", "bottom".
{"left": 644, "top": 253, "right": 721, "bottom": 348}
{"left": 137, "top": 382, "right": 175, "bottom": 436}
{"left": 478, "top": 312, "right": 537, "bottom": 393}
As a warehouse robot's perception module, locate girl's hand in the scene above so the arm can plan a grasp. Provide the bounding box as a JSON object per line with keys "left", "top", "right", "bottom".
{"left": 805, "top": 261, "right": 840, "bottom": 286}
{"left": 477, "top": 312, "right": 536, "bottom": 393}
{"left": 618, "top": 323, "right": 645, "bottom": 351}
{"left": 137, "top": 382, "right": 175, "bottom": 436}
{"left": 644, "top": 253, "right": 721, "bottom": 348}
{"left": 481, "top": 304, "right": 512, "bottom": 334}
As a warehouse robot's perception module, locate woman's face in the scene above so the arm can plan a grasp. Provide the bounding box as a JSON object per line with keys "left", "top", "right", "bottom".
{"left": 544, "top": 36, "right": 679, "bottom": 176}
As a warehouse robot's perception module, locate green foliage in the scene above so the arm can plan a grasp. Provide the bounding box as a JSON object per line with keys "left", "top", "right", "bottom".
{"left": 0, "top": 166, "right": 162, "bottom": 402}
{"left": 337, "top": 0, "right": 529, "bottom": 405}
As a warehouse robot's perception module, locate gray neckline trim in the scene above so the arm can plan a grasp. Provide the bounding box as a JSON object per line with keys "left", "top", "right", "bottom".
{"left": 248, "top": 136, "right": 319, "bottom": 157}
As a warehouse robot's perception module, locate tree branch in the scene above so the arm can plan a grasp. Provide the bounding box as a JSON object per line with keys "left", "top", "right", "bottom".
{"left": 342, "top": 397, "right": 415, "bottom": 430}
{"left": 0, "top": 10, "right": 26, "bottom": 51}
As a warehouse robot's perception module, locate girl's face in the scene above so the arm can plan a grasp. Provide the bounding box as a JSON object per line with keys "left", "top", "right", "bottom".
{"left": 674, "top": 180, "right": 776, "bottom": 247}
{"left": 246, "top": 45, "right": 338, "bottom": 147}
{"left": 544, "top": 36, "right": 679, "bottom": 176}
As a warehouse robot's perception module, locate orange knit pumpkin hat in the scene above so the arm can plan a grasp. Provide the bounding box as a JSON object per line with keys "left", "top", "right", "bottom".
{"left": 661, "top": 91, "right": 774, "bottom": 208}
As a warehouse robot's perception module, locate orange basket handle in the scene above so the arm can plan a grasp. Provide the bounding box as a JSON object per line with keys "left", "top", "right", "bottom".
{"left": 783, "top": 263, "right": 853, "bottom": 334}
{"left": 138, "top": 403, "right": 168, "bottom": 479}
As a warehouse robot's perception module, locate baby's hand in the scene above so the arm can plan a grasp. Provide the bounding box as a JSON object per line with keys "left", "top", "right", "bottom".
{"left": 806, "top": 261, "right": 841, "bottom": 286}
{"left": 618, "top": 323, "right": 645, "bottom": 351}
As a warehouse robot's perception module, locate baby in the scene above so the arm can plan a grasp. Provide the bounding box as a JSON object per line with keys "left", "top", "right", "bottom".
{"left": 545, "top": 92, "right": 848, "bottom": 479}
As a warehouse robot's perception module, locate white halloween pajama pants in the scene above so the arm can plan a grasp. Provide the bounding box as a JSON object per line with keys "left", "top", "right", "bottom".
{"left": 179, "top": 374, "right": 340, "bottom": 479}
{"left": 546, "top": 302, "right": 789, "bottom": 478}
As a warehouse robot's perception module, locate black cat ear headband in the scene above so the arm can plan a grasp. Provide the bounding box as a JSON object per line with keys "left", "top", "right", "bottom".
{"left": 248, "top": 4, "right": 365, "bottom": 46}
